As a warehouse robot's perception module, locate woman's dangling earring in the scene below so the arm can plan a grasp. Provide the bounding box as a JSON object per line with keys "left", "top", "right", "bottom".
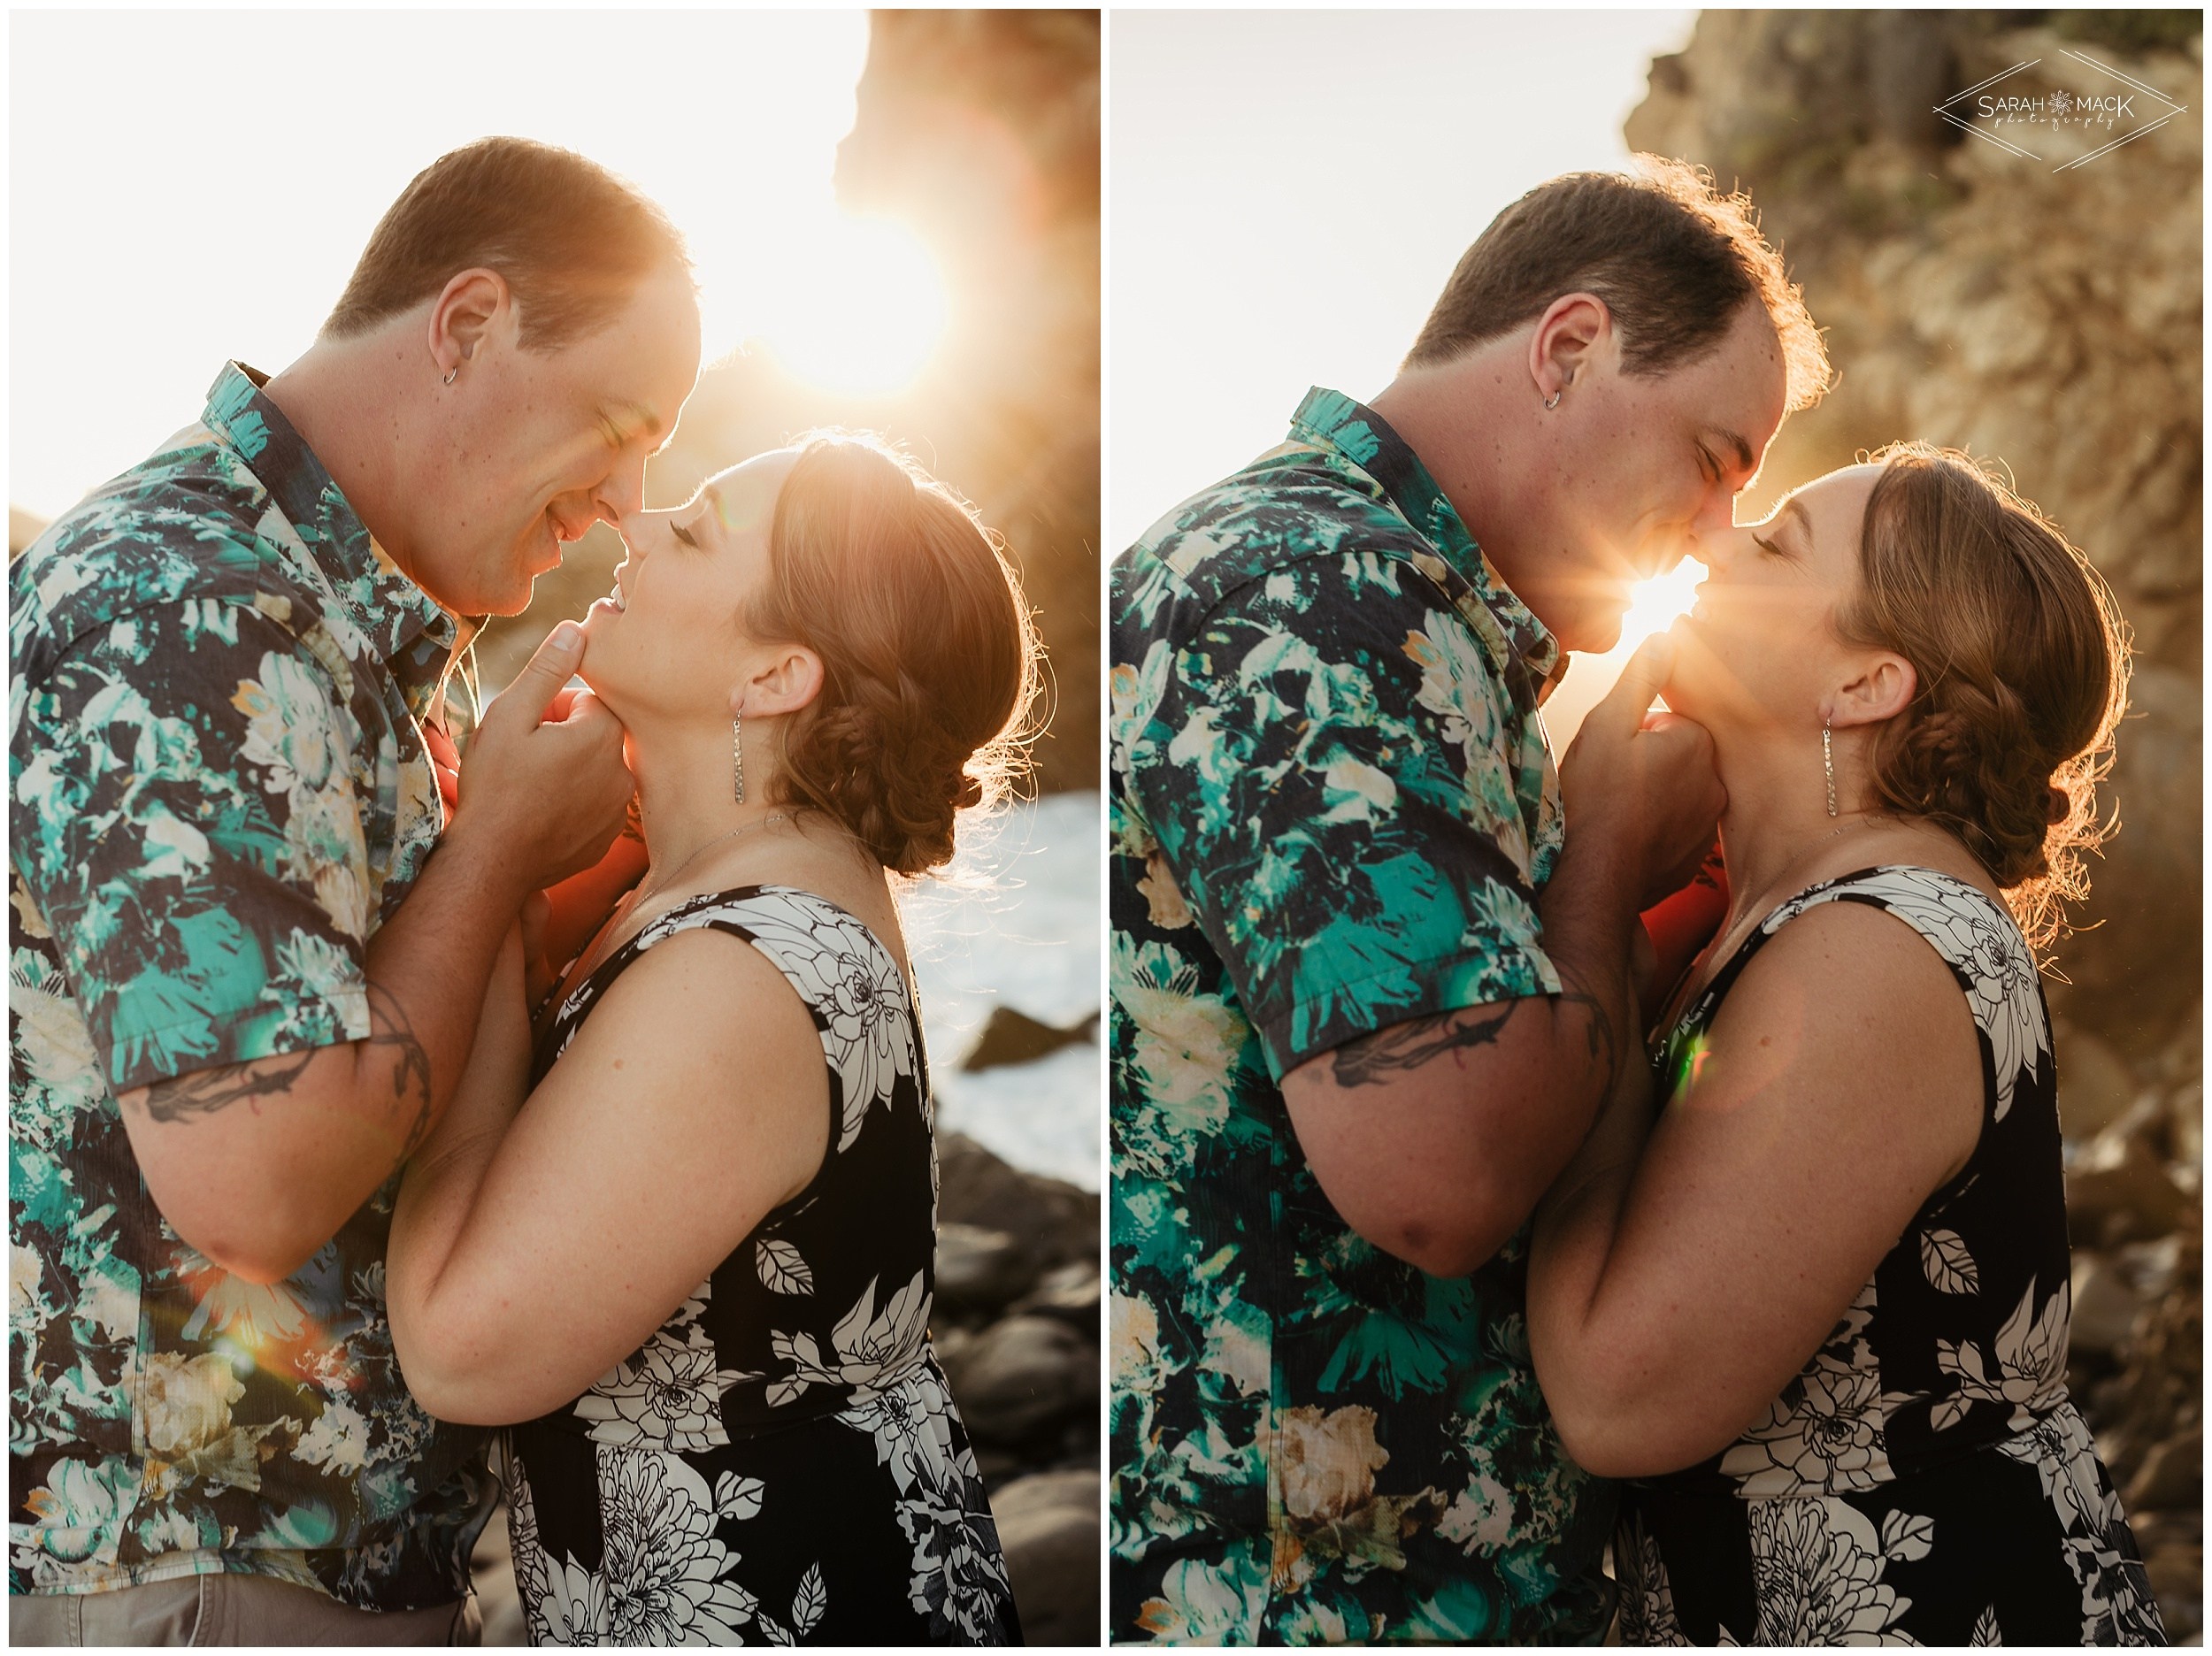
{"left": 733, "top": 714, "right": 746, "bottom": 805}
{"left": 1823, "top": 717, "right": 1838, "bottom": 817}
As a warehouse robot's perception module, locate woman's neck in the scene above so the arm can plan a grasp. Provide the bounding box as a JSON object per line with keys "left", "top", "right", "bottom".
{"left": 627, "top": 717, "right": 780, "bottom": 888}
{"left": 1710, "top": 724, "right": 1886, "bottom": 924}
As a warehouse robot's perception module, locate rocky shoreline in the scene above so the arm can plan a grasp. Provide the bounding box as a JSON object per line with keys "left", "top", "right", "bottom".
{"left": 2059, "top": 1016, "right": 2202, "bottom": 1644}
{"left": 469, "top": 1131, "right": 1100, "bottom": 1644}
{"left": 933, "top": 1132, "right": 1102, "bottom": 1646}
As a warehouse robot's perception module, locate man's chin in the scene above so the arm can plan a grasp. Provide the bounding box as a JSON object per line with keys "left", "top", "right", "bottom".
{"left": 1564, "top": 611, "right": 1626, "bottom": 657}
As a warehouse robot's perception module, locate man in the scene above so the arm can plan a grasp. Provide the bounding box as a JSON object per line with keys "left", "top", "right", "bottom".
{"left": 1109, "top": 161, "right": 1832, "bottom": 1643}
{"left": 9, "top": 137, "right": 701, "bottom": 1642}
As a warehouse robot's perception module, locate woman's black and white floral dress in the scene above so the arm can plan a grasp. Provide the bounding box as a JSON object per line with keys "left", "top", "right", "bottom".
{"left": 1617, "top": 866, "right": 2164, "bottom": 1647}
{"left": 500, "top": 886, "right": 1020, "bottom": 1645}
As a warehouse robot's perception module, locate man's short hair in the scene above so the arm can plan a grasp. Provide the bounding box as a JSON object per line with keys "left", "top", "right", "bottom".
{"left": 324, "top": 136, "right": 692, "bottom": 351}
{"left": 1405, "top": 156, "right": 1832, "bottom": 412}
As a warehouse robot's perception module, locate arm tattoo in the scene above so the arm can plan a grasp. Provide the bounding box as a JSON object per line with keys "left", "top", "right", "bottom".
{"left": 1553, "top": 969, "right": 1621, "bottom": 1093}
{"left": 1331, "top": 1001, "right": 1521, "bottom": 1087}
{"left": 136, "top": 1048, "right": 317, "bottom": 1123}
{"left": 363, "top": 982, "right": 435, "bottom": 1164}
{"left": 1326, "top": 980, "right": 1624, "bottom": 1097}
{"left": 132, "top": 985, "right": 434, "bottom": 1165}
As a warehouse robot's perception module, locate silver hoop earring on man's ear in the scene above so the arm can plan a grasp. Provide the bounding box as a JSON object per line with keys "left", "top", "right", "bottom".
{"left": 1823, "top": 717, "right": 1838, "bottom": 817}
{"left": 733, "top": 715, "right": 746, "bottom": 806}
{"left": 1544, "top": 388, "right": 1563, "bottom": 411}
{"left": 442, "top": 365, "right": 458, "bottom": 387}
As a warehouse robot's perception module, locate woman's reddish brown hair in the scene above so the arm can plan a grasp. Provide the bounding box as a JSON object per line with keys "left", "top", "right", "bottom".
{"left": 746, "top": 433, "right": 1041, "bottom": 876}
{"left": 1837, "top": 441, "right": 2131, "bottom": 956}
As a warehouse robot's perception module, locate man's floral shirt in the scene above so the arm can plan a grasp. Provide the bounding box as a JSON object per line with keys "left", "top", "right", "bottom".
{"left": 1108, "top": 389, "right": 1613, "bottom": 1643}
{"left": 9, "top": 364, "right": 494, "bottom": 1609}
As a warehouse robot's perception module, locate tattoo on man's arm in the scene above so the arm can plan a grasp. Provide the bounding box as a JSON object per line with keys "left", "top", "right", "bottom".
{"left": 135, "top": 1049, "right": 318, "bottom": 1123}
{"left": 1331, "top": 1002, "right": 1521, "bottom": 1087}
{"left": 131, "top": 986, "right": 435, "bottom": 1166}
{"left": 1553, "top": 970, "right": 1620, "bottom": 1092}
{"left": 1327, "top": 979, "right": 1623, "bottom": 1097}
{"left": 363, "top": 982, "right": 435, "bottom": 1164}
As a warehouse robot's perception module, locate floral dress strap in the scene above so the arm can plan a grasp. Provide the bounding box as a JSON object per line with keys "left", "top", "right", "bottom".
{"left": 541, "top": 884, "right": 921, "bottom": 1158}
{"left": 1753, "top": 863, "right": 2049, "bottom": 1127}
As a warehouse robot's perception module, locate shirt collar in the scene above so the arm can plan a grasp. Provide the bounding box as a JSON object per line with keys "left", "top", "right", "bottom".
{"left": 202, "top": 362, "right": 459, "bottom": 708}
{"left": 1287, "top": 386, "right": 1560, "bottom": 683}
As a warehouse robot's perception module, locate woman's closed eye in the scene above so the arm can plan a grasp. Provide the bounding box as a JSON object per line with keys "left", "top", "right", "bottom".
{"left": 671, "top": 517, "right": 702, "bottom": 549}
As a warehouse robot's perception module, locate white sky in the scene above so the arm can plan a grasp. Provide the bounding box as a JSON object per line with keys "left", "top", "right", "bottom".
{"left": 1110, "top": 8, "right": 1698, "bottom": 550}
{"left": 1110, "top": 9, "right": 1701, "bottom": 740}
{"left": 10, "top": 9, "right": 949, "bottom": 522}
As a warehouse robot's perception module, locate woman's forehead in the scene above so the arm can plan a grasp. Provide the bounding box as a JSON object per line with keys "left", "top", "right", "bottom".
{"left": 699, "top": 448, "right": 802, "bottom": 534}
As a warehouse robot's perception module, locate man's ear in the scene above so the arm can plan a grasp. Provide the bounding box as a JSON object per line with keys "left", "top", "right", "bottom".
{"left": 1829, "top": 651, "right": 1916, "bottom": 730}
{"left": 733, "top": 645, "right": 826, "bottom": 722}
{"left": 1528, "top": 291, "right": 1613, "bottom": 404}
{"left": 427, "top": 268, "right": 511, "bottom": 380}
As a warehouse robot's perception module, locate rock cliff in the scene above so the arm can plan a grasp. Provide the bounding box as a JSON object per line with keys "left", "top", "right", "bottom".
{"left": 1631, "top": 13, "right": 2201, "bottom": 1636}
{"left": 1630, "top": 12, "right": 2200, "bottom": 1061}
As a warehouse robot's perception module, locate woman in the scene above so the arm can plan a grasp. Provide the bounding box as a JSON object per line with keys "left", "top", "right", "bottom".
{"left": 387, "top": 434, "right": 1037, "bottom": 1645}
{"left": 1528, "top": 443, "right": 2164, "bottom": 1645}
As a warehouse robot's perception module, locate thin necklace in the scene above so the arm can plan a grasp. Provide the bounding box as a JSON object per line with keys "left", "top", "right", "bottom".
{"left": 1733, "top": 813, "right": 1884, "bottom": 926}
{"left": 567, "top": 810, "right": 792, "bottom": 987}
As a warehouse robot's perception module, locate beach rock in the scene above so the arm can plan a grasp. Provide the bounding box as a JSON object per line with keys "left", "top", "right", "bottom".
{"left": 936, "top": 1223, "right": 1038, "bottom": 1316}
{"left": 2128, "top": 1425, "right": 2203, "bottom": 1515}
{"left": 961, "top": 1005, "right": 1100, "bottom": 1071}
{"left": 2068, "top": 1127, "right": 2191, "bottom": 1247}
{"left": 993, "top": 1469, "right": 1100, "bottom": 1647}
{"left": 2056, "top": 1024, "right": 2147, "bottom": 1142}
{"left": 2070, "top": 1254, "right": 2144, "bottom": 1356}
{"left": 1010, "top": 1259, "right": 1102, "bottom": 1329}
{"left": 2146, "top": 1542, "right": 2203, "bottom": 1644}
{"left": 940, "top": 1131, "right": 1098, "bottom": 1270}
{"left": 941, "top": 1313, "right": 1098, "bottom": 1446}
{"left": 2169, "top": 1084, "right": 2203, "bottom": 1187}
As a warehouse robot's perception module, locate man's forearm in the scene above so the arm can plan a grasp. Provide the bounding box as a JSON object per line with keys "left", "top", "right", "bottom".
{"left": 1528, "top": 832, "right": 1646, "bottom": 1123}
{"left": 120, "top": 830, "right": 531, "bottom": 1282}
{"left": 1290, "top": 842, "right": 1644, "bottom": 1277}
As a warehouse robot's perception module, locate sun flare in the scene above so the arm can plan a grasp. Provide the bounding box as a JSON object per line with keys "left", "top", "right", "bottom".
{"left": 755, "top": 215, "right": 949, "bottom": 397}
{"left": 1619, "top": 558, "right": 1706, "bottom": 656}
{"left": 1540, "top": 561, "right": 1710, "bottom": 748}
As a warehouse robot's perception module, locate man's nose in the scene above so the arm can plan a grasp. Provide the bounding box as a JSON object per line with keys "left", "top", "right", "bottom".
{"left": 1693, "top": 523, "right": 1744, "bottom": 571}
{"left": 1691, "top": 487, "right": 1738, "bottom": 539}
{"left": 594, "top": 450, "right": 650, "bottom": 526}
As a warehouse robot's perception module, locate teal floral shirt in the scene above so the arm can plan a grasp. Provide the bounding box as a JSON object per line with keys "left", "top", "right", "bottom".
{"left": 8, "top": 364, "right": 494, "bottom": 1610}
{"left": 1108, "top": 389, "right": 1612, "bottom": 1643}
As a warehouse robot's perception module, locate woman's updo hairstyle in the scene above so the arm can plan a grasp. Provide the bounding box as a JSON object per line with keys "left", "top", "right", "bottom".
{"left": 744, "top": 433, "right": 1041, "bottom": 877}
{"left": 1834, "top": 441, "right": 2129, "bottom": 954}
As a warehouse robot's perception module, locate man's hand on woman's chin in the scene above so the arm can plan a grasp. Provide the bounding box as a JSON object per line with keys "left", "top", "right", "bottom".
{"left": 431, "top": 641, "right": 648, "bottom": 1013}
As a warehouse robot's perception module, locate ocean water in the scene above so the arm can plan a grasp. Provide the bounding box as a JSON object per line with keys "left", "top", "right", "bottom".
{"left": 901, "top": 792, "right": 1101, "bottom": 1191}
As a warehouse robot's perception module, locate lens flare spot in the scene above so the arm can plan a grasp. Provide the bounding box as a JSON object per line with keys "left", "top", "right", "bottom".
{"left": 757, "top": 216, "right": 949, "bottom": 396}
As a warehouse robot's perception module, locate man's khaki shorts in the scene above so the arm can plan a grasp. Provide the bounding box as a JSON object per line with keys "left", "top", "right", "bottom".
{"left": 9, "top": 1575, "right": 481, "bottom": 1646}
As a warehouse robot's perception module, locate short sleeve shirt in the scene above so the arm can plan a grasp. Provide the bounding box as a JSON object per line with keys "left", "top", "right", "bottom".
{"left": 1107, "top": 389, "right": 1612, "bottom": 1643}
{"left": 8, "top": 364, "right": 493, "bottom": 1610}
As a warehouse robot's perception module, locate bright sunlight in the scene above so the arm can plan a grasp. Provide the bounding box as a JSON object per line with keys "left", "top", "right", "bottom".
{"left": 753, "top": 215, "right": 949, "bottom": 395}
{"left": 1540, "top": 559, "right": 1708, "bottom": 748}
